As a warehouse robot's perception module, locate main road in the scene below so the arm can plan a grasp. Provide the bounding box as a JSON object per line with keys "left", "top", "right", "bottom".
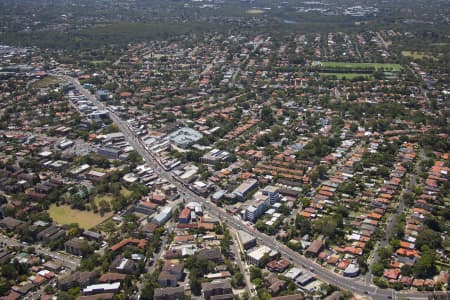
{"left": 62, "top": 74, "right": 434, "bottom": 300}
{"left": 0, "top": 234, "right": 80, "bottom": 270}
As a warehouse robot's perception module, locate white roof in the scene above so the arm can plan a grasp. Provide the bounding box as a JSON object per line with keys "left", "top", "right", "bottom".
{"left": 247, "top": 245, "right": 277, "bottom": 260}
{"left": 83, "top": 282, "right": 120, "bottom": 293}
{"left": 284, "top": 267, "right": 302, "bottom": 280}
{"left": 39, "top": 151, "right": 52, "bottom": 157}
{"left": 186, "top": 202, "right": 202, "bottom": 209}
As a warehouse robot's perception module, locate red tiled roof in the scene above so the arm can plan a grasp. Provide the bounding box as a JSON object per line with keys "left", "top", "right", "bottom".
{"left": 110, "top": 238, "right": 147, "bottom": 251}
{"left": 173, "top": 235, "right": 195, "bottom": 243}
{"left": 179, "top": 207, "right": 190, "bottom": 219}
{"left": 383, "top": 268, "right": 401, "bottom": 280}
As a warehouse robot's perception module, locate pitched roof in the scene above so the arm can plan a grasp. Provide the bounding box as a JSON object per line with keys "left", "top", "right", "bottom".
{"left": 110, "top": 238, "right": 147, "bottom": 251}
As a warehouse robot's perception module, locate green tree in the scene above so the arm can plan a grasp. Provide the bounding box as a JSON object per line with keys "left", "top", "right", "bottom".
{"left": 250, "top": 266, "right": 262, "bottom": 280}
{"left": 0, "top": 279, "right": 11, "bottom": 296}
{"left": 232, "top": 272, "right": 244, "bottom": 288}
{"left": 56, "top": 292, "right": 76, "bottom": 300}
{"left": 413, "top": 246, "right": 436, "bottom": 278}
{"left": 416, "top": 228, "right": 442, "bottom": 250}
{"left": 261, "top": 106, "right": 274, "bottom": 125}
{"left": 401, "top": 264, "right": 412, "bottom": 276}
{"left": 371, "top": 262, "right": 384, "bottom": 277}
{"left": 314, "top": 216, "right": 338, "bottom": 238}
{"left": 127, "top": 151, "right": 143, "bottom": 165}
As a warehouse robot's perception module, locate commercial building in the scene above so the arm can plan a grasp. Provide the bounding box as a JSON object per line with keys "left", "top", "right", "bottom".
{"left": 96, "top": 90, "right": 110, "bottom": 101}
{"left": 246, "top": 245, "right": 279, "bottom": 266}
{"left": 295, "top": 272, "right": 316, "bottom": 286}
{"left": 262, "top": 185, "right": 281, "bottom": 204}
{"left": 90, "top": 110, "right": 109, "bottom": 120}
{"left": 343, "top": 264, "right": 360, "bottom": 277}
{"left": 97, "top": 147, "right": 120, "bottom": 159}
{"left": 200, "top": 149, "right": 230, "bottom": 164}
{"left": 152, "top": 206, "right": 172, "bottom": 226}
{"left": 134, "top": 201, "right": 156, "bottom": 215}
{"left": 233, "top": 179, "right": 258, "bottom": 200}
{"left": 164, "top": 127, "right": 203, "bottom": 149}
{"left": 284, "top": 268, "right": 303, "bottom": 281}
{"left": 211, "top": 189, "right": 226, "bottom": 202}
{"left": 306, "top": 239, "right": 323, "bottom": 257}
{"left": 83, "top": 282, "right": 121, "bottom": 295}
{"left": 178, "top": 207, "right": 191, "bottom": 224}
{"left": 237, "top": 230, "right": 256, "bottom": 250}
{"left": 244, "top": 192, "right": 271, "bottom": 222}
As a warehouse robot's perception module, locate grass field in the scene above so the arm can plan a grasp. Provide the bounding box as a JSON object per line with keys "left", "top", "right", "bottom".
{"left": 29, "top": 76, "right": 63, "bottom": 89}
{"left": 48, "top": 204, "right": 112, "bottom": 229}
{"left": 89, "top": 60, "right": 110, "bottom": 65}
{"left": 94, "top": 194, "right": 114, "bottom": 206}
{"left": 401, "top": 51, "right": 437, "bottom": 60}
{"left": 93, "top": 187, "right": 131, "bottom": 206}
{"left": 120, "top": 188, "right": 132, "bottom": 198}
{"left": 246, "top": 9, "right": 264, "bottom": 14}
{"left": 319, "top": 73, "right": 372, "bottom": 79}
{"left": 318, "top": 62, "right": 402, "bottom": 71}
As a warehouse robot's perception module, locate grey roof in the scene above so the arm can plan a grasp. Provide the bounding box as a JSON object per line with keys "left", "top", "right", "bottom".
{"left": 0, "top": 217, "right": 23, "bottom": 229}
{"left": 154, "top": 286, "right": 185, "bottom": 297}
{"left": 201, "top": 279, "right": 232, "bottom": 292}
{"left": 284, "top": 267, "right": 303, "bottom": 280}
{"left": 197, "top": 247, "right": 223, "bottom": 261}
{"left": 237, "top": 230, "right": 256, "bottom": 245}
{"left": 164, "top": 127, "right": 203, "bottom": 147}
{"left": 83, "top": 230, "right": 102, "bottom": 240}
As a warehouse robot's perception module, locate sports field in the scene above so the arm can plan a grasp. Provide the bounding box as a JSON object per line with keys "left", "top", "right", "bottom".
{"left": 319, "top": 62, "right": 402, "bottom": 71}
{"left": 319, "top": 73, "right": 372, "bottom": 79}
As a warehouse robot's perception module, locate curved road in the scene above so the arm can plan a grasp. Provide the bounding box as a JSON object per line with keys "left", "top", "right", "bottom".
{"left": 62, "top": 74, "right": 435, "bottom": 300}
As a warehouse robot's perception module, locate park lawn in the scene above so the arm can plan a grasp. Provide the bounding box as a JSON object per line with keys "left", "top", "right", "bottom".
{"left": 30, "top": 76, "right": 63, "bottom": 89}
{"left": 401, "top": 51, "right": 437, "bottom": 60}
{"left": 93, "top": 187, "right": 131, "bottom": 206}
{"left": 48, "top": 204, "right": 112, "bottom": 229}
{"left": 319, "top": 72, "right": 372, "bottom": 79}
{"left": 320, "top": 62, "right": 402, "bottom": 71}
{"left": 246, "top": 9, "right": 264, "bottom": 14}
{"left": 90, "top": 60, "right": 110, "bottom": 65}
{"left": 94, "top": 194, "right": 114, "bottom": 206}
{"left": 120, "top": 188, "right": 132, "bottom": 198}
